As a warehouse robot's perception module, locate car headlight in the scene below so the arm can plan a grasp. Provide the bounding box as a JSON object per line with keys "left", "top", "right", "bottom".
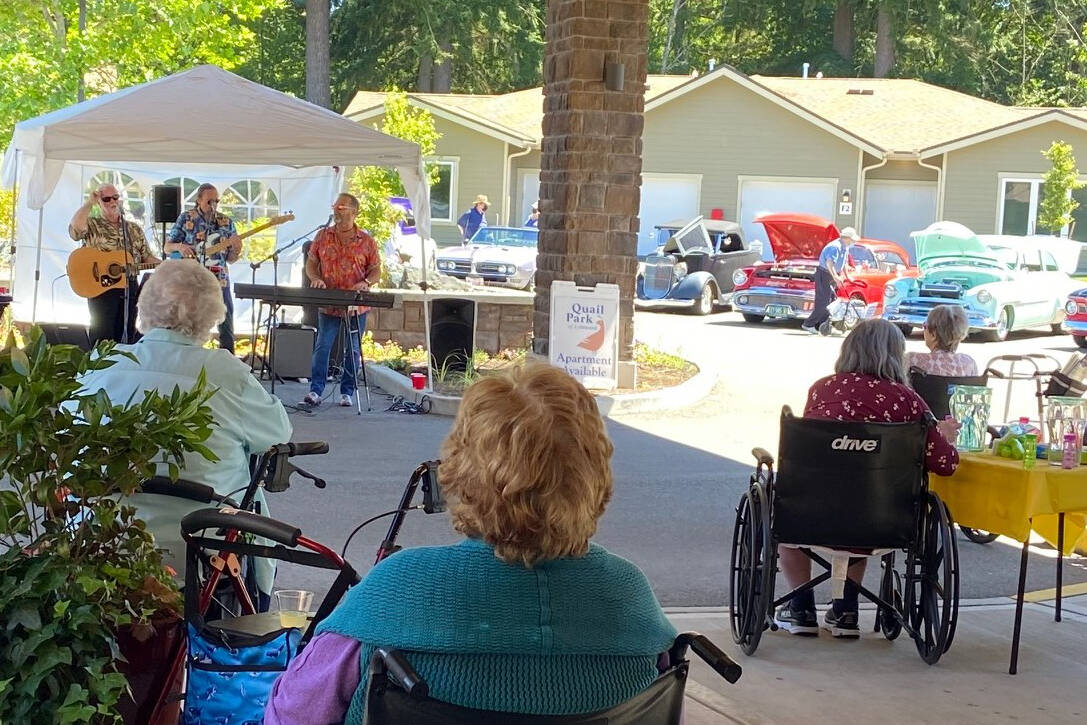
{"left": 506, "top": 264, "right": 517, "bottom": 275}
{"left": 437, "top": 260, "right": 449, "bottom": 270}
{"left": 732, "top": 269, "right": 748, "bottom": 286}
{"left": 884, "top": 285, "right": 898, "bottom": 300}
{"left": 674, "top": 262, "right": 688, "bottom": 278}
{"left": 977, "top": 289, "right": 992, "bottom": 304}
{"left": 1067, "top": 299, "right": 1079, "bottom": 315}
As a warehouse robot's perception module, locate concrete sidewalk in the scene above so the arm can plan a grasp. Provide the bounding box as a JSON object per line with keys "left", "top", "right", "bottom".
{"left": 672, "top": 595, "right": 1087, "bottom": 725}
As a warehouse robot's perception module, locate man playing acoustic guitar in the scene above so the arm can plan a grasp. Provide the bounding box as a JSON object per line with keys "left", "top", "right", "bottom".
{"left": 69, "top": 183, "right": 161, "bottom": 345}
{"left": 165, "top": 182, "right": 244, "bottom": 353}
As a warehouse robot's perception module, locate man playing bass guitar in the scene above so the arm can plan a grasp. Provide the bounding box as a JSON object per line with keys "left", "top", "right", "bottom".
{"left": 68, "top": 183, "right": 161, "bottom": 345}
{"left": 165, "top": 182, "right": 244, "bottom": 353}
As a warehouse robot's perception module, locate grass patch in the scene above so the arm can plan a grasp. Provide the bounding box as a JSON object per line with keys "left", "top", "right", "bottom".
{"left": 632, "top": 342, "right": 697, "bottom": 391}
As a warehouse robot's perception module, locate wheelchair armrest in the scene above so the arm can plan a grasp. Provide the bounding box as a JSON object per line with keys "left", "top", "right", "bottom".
{"left": 180, "top": 507, "right": 301, "bottom": 546}
{"left": 371, "top": 648, "right": 429, "bottom": 698}
{"left": 671, "top": 632, "right": 742, "bottom": 684}
{"left": 751, "top": 447, "right": 775, "bottom": 467}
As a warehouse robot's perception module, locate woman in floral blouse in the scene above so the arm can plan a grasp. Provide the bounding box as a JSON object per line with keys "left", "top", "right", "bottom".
{"left": 905, "top": 304, "right": 979, "bottom": 376}
{"left": 774, "top": 319, "right": 961, "bottom": 639}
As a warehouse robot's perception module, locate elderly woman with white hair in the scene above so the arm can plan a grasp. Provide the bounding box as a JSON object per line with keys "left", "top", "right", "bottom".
{"left": 76, "top": 260, "right": 292, "bottom": 597}
{"left": 905, "top": 304, "right": 979, "bottom": 376}
{"left": 774, "top": 319, "right": 960, "bottom": 640}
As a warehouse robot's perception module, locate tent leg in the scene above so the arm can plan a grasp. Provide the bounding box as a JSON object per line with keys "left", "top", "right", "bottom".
{"left": 31, "top": 206, "right": 44, "bottom": 323}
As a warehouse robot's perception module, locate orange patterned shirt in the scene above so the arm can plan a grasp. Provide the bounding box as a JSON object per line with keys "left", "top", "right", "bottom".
{"left": 309, "top": 226, "right": 381, "bottom": 316}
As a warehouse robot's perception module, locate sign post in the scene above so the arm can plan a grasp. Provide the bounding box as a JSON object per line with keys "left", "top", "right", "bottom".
{"left": 548, "top": 281, "right": 620, "bottom": 390}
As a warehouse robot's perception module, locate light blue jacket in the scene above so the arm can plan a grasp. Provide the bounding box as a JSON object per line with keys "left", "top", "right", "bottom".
{"left": 76, "top": 328, "right": 292, "bottom": 592}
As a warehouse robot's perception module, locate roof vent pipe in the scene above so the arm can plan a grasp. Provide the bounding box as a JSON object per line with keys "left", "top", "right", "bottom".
{"left": 802, "top": 62, "right": 810, "bottom": 79}
{"left": 708, "top": 58, "right": 717, "bottom": 71}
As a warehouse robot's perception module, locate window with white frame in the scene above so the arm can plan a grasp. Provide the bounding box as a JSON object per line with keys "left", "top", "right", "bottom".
{"left": 999, "top": 175, "right": 1087, "bottom": 240}
{"left": 427, "top": 158, "right": 457, "bottom": 222}
{"left": 162, "top": 177, "right": 203, "bottom": 208}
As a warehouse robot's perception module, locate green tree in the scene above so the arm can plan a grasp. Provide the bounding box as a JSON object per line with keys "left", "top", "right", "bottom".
{"left": 346, "top": 91, "right": 440, "bottom": 244}
{"left": 0, "top": 0, "right": 280, "bottom": 147}
{"left": 1038, "top": 141, "right": 1085, "bottom": 236}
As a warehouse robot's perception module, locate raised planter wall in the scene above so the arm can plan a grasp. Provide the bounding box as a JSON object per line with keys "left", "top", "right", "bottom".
{"left": 366, "top": 289, "right": 534, "bottom": 354}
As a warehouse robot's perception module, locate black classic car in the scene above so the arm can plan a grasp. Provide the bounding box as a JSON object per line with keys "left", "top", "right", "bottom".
{"left": 635, "top": 217, "right": 760, "bottom": 315}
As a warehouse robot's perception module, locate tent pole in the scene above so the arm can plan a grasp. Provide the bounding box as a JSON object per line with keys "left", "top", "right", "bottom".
{"left": 7, "top": 150, "right": 19, "bottom": 305}
{"left": 31, "top": 206, "right": 43, "bottom": 323}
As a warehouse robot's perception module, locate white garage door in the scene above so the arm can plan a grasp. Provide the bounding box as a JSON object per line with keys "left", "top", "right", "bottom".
{"left": 739, "top": 179, "right": 836, "bottom": 261}
{"left": 863, "top": 181, "right": 937, "bottom": 263}
{"left": 638, "top": 173, "right": 701, "bottom": 256}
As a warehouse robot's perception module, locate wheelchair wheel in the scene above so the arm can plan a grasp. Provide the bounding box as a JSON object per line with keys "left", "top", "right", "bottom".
{"left": 876, "top": 553, "right": 902, "bottom": 641}
{"left": 959, "top": 526, "right": 998, "bottom": 545}
{"left": 729, "top": 484, "right": 772, "bottom": 655}
{"left": 906, "top": 493, "right": 960, "bottom": 664}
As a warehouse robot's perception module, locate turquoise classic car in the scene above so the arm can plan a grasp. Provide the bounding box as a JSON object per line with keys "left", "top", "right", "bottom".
{"left": 882, "top": 221, "right": 1078, "bottom": 342}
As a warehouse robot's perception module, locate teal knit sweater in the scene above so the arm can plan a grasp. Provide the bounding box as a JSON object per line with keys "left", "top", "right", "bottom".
{"left": 316, "top": 538, "right": 677, "bottom": 719}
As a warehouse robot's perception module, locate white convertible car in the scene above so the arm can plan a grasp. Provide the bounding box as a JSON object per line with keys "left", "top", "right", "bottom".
{"left": 882, "top": 222, "right": 1080, "bottom": 341}
{"left": 435, "top": 226, "right": 538, "bottom": 290}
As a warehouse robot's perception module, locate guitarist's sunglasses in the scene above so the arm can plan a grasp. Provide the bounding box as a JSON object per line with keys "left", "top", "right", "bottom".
{"left": 99, "top": 195, "right": 120, "bottom": 202}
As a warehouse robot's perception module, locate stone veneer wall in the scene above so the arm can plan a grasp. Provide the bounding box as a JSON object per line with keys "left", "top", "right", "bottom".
{"left": 365, "top": 292, "right": 534, "bottom": 354}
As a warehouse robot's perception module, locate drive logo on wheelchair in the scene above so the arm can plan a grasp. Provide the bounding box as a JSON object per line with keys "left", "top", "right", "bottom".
{"left": 830, "top": 434, "right": 881, "bottom": 452}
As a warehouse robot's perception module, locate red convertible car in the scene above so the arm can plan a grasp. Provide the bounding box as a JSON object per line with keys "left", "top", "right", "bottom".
{"left": 730, "top": 213, "right": 914, "bottom": 327}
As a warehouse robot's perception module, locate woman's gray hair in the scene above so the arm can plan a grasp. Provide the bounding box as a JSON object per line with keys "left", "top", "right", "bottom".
{"left": 925, "top": 304, "right": 969, "bottom": 352}
{"left": 137, "top": 260, "right": 226, "bottom": 341}
{"left": 834, "top": 318, "right": 908, "bottom": 384}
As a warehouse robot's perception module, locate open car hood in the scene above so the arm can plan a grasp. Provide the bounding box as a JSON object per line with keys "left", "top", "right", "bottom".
{"left": 755, "top": 213, "right": 838, "bottom": 261}
{"left": 911, "top": 221, "right": 997, "bottom": 265}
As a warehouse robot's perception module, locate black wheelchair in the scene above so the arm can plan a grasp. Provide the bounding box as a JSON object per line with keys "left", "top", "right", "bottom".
{"left": 362, "top": 632, "right": 741, "bottom": 724}
{"left": 729, "top": 406, "right": 960, "bottom": 665}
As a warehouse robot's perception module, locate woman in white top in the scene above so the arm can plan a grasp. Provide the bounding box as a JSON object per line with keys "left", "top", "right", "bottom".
{"left": 905, "top": 304, "right": 979, "bottom": 376}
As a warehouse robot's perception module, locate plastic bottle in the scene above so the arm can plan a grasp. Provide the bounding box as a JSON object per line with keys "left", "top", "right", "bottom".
{"left": 1062, "top": 432, "right": 1079, "bottom": 469}
{"left": 1023, "top": 434, "right": 1037, "bottom": 469}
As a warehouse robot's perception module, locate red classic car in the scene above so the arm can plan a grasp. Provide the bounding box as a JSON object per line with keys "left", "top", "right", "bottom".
{"left": 1061, "top": 287, "right": 1087, "bottom": 348}
{"left": 730, "top": 212, "right": 914, "bottom": 327}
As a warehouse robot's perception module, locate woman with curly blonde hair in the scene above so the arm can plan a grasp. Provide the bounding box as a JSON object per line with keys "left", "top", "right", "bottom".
{"left": 268, "top": 364, "right": 676, "bottom": 723}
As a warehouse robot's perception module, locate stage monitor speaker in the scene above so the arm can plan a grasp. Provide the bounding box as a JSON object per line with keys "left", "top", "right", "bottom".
{"left": 152, "top": 185, "right": 181, "bottom": 224}
{"left": 429, "top": 298, "right": 475, "bottom": 373}
{"left": 39, "top": 322, "right": 92, "bottom": 351}
{"left": 270, "top": 324, "right": 316, "bottom": 379}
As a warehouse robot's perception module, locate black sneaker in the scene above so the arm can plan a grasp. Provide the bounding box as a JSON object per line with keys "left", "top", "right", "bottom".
{"left": 774, "top": 602, "right": 819, "bottom": 636}
{"left": 822, "top": 608, "right": 860, "bottom": 638}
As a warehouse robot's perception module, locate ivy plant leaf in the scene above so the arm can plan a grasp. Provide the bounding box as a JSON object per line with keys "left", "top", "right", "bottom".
{"left": 7, "top": 604, "right": 42, "bottom": 632}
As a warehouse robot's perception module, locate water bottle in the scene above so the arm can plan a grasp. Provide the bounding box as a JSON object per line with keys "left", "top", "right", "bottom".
{"left": 1062, "top": 432, "right": 1079, "bottom": 469}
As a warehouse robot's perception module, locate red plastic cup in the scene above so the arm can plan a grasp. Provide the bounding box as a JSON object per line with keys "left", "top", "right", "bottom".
{"left": 410, "top": 372, "right": 426, "bottom": 390}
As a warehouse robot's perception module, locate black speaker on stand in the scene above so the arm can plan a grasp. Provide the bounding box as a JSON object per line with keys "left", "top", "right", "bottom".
{"left": 152, "top": 185, "right": 181, "bottom": 254}
{"left": 430, "top": 298, "right": 476, "bottom": 373}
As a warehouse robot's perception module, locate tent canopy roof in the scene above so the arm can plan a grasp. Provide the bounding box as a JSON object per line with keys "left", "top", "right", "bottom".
{"left": 8, "top": 64, "right": 420, "bottom": 168}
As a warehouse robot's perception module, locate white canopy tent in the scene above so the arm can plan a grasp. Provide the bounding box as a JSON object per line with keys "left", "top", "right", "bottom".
{"left": 1, "top": 64, "right": 430, "bottom": 329}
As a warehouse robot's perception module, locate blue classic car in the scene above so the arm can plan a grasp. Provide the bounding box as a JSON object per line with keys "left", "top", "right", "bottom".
{"left": 882, "top": 222, "right": 1078, "bottom": 341}
{"left": 635, "top": 217, "right": 759, "bottom": 315}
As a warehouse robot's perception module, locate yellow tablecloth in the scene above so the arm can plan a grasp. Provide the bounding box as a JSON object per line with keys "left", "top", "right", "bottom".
{"left": 930, "top": 451, "right": 1087, "bottom": 556}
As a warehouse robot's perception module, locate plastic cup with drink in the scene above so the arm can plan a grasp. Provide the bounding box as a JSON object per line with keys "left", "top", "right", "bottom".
{"left": 274, "top": 589, "right": 313, "bottom": 629}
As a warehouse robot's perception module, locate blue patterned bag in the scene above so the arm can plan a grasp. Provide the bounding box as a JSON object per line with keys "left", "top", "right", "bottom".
{"left": 182, "top": 622, "right": 300, "bottom": 725}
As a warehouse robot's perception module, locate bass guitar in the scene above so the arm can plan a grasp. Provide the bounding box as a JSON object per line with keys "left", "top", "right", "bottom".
{"left": 67, "top": 213, "right": 296, "bottom": 298}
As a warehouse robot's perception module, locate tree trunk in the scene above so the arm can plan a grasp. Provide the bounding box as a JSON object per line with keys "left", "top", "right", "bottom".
{"left": 832, "top": 0, "right": 854, "bottom": 63}
{"left": 305, "top": 0, "right": 331, "bottom": 108}
{"left": 77, "top": 0, "right": 86, "bottom": 102}
{"left": 433, "top": 37, "right": 452, "bottom": 92}
{"left": 417, "top": 53, "right": 433, "bottom": 92}
{"left": 661, "top": 0, "right": 687, "bottom": 72}
{"left": 874, "top": 3, "right": 894, "bottom": 77}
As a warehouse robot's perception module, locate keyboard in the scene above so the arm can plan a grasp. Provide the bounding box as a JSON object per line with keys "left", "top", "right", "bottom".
{"left": 233, "top": 283, "right": 393, "bottom": 309}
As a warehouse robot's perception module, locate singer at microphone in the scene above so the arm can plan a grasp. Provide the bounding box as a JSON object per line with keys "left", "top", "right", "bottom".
{"left": 299, "top": 193, "right": 382, "bottom": 409}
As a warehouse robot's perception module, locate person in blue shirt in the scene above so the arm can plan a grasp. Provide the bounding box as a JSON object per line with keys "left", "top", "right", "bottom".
{"left": 457, "top": 194, "right": 489, "bottom": 241}
{"left": 524, "top": 200, "right": 540, "bottom": 227}
{"left": 803, "top": 226, "right": 858, "bottom": 335}
{"left": 164, "top": 183, "right": 243, "bottom": 353}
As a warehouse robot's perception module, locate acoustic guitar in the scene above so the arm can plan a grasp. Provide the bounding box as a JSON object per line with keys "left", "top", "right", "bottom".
{"left": 67, "top": 214, "right": 296, "bottom": 298}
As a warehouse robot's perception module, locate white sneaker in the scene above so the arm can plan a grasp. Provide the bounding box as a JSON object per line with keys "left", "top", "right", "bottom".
{"left": 339, "top": 394, "right": 352, "bottom": 407}
{"left": 300, "top": 392, "right": 321, "bottom": 407}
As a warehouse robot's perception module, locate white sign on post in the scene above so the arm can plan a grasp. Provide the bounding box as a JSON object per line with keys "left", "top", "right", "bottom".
{"left": 549, "top": 281, "right": 620, "bottom": 390}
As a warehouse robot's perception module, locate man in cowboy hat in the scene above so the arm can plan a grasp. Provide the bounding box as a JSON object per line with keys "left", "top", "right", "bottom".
{"left": 803, "top": 226, "right": 859, "bottom": 336}
{"left": 457, "top": 194, "right": 489, "bottom": 242}
{"left": 524, "top": 200, "right": 540, "bottom": 228}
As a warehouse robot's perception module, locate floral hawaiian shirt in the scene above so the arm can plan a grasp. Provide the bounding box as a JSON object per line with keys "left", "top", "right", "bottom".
{"left": 167, "top": 208, "right": 238, "bottom": 283}
{"left": 905, "top": 350, "right": 979, "bottom": 377}
{"left": 70, "top": 216, "right": 154, "bottom": 263}
{"left": 308, "top": 226, "right": 381, "bottom": 316}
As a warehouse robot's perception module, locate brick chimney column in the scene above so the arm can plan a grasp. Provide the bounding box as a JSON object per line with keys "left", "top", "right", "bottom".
{"left": 533, "top": 0, "right": 649, "bottom": 362}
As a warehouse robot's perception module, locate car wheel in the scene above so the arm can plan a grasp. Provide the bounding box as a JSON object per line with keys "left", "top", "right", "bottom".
{"left": 1076, "top": 335, "right": 1087, "bottom": 349}
{"left": 742, "top": 313, "right": 765, "bottom": 324}
{"left": 842, "top": 295, "right": 866, "bottom": 331}
{"left": 982, "top": 307, "right": 1011, "bottom": 342}
{"left": 692, "top": 283, "right": 716, "bottom": 316}
{"left": 896, "top": 324, "right": 914, "bottom": 337}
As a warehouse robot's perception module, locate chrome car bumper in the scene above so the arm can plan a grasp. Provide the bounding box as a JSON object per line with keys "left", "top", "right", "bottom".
{"left": 439, "top": 269, "right": 525, "bottom": 288}
{"left": 732, "top": 287, "right": 813, "bottom": 319}
{"left": 883, "top": 302, "right": 996, "bottom": 331}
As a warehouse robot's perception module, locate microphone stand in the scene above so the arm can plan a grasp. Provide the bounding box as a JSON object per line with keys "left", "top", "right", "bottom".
{"left": 247, "top": 219, "right": 329, "bottom": 389}
{"left": 118, "top": 205, "right": 134, "bottom": 344}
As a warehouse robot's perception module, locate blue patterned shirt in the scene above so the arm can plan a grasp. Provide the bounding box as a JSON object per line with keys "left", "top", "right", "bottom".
{"left": 167, "top": 208, "right": 238, "bottom": 281}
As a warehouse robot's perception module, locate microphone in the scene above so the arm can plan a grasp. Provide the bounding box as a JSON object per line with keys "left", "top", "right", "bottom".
{"left": 325, "top": 213, "right": 334, "bottom": 228}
